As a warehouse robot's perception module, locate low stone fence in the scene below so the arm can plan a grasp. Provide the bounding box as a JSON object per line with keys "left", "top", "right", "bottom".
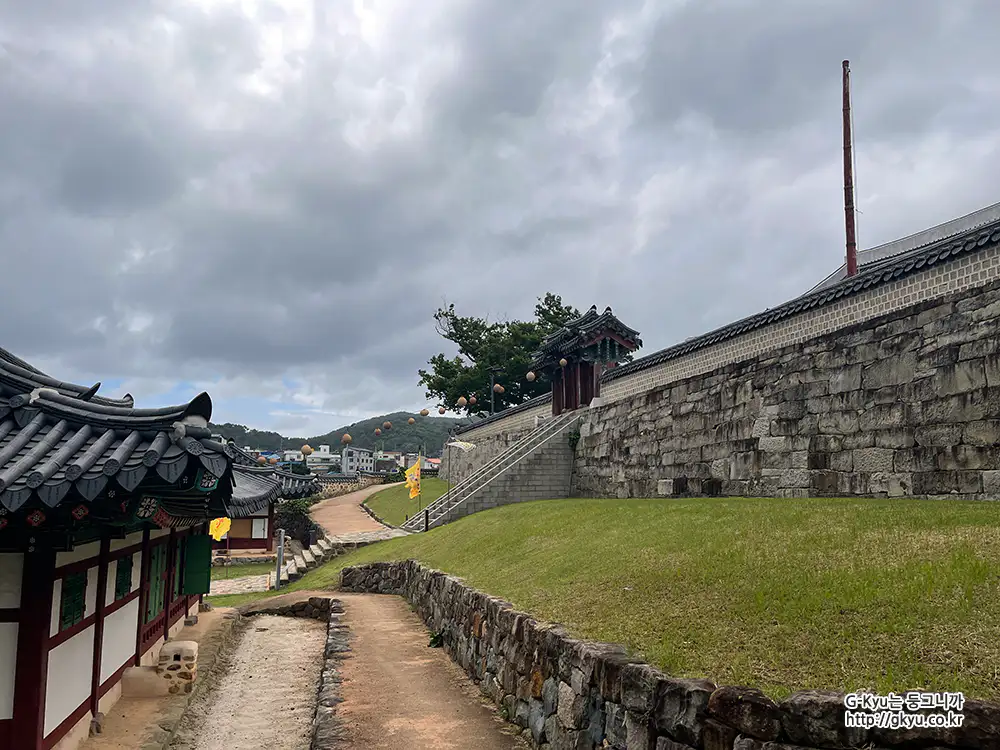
{"left": 243, "top": 596, "right": 335, "bottom": 622}
{"left": 340, "top": 561, "right": 1000, "bottom": 750}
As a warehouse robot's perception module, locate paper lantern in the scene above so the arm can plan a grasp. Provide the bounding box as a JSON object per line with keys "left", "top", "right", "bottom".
{"left": 257, "top": 456, "right": 267, "bottom": 464}
{"left": 408, "top": 417, "right": 415, "bottom": 424}
{"left": 457, "top": 396, "right": 467, "bottom": 407}
{"left": 341, "top": 433, "right": 352, "bottom": 444}
{"left": 374, "top": 428, "right": 382, "bottom": 436}
{"left": 301, "top": 444, "right": 314, "bottom": 456}
{"left": 526, "top": 371, "right": 536, "bottom": 382}
{"left": 383, "top": 421, "right": 392, "bottom": 430}
{"left": 420, "top": 409, "right": 429, "bottom": 416}
{"left": 269, "top": 457, "right": 278, "bottom": 465}
{"left": 469, "top": 396, "right": 477, "bottom": 405}
{"left": 559, "top": 358, "right": 568, "bottom": 367}
{"left": 498, "top": 385, "right": 505, "bottom": 394}
{"left": 438, "top": 407, "right": 446, "bottom": 414}
{"left": 493, "top": 383, "right": 502, "bottom": 393}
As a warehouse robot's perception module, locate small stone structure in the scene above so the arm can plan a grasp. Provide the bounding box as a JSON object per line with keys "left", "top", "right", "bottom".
{"left": 157, "top": 641, "right": 199, "bottom": 695}
{"left": 340, "top": 561, "right": 1000, "bottom": 750}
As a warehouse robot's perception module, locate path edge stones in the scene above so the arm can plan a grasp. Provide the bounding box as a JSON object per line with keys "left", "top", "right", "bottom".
{"left": 155, "top": 609, "right": 247, "bottom": 750}
{"left": 311, "top": 598, "right": 352, "bottom": 749}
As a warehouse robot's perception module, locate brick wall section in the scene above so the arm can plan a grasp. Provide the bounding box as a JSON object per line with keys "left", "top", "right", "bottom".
{"left": 435, "top": 432, "right": 575, "bottom": 526}
{"left": 452, "top": 243, "right": 1000, "bottom": 448}
{"left": 340, "top": 561, "right": 1000, "bottom": 750}
{"left": 574, "top": 278, "right": 1000, "bottom": 500}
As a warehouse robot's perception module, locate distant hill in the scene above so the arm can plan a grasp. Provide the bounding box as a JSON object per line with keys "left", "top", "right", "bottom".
{"left": 209, "top": 411, "right": 474, "bottom": 457}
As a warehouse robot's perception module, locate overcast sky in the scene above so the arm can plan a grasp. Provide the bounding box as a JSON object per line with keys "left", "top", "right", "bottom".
{"left": 1, "top": 0, "right": 998, "bottom": 436}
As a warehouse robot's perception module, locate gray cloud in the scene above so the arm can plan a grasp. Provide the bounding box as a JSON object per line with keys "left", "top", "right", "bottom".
{"left": 1, "top": 0, "right": 999, "bottom": 433}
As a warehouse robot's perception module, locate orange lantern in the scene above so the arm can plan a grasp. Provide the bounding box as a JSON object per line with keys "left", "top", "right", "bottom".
{"left": 457, "top": 396, "right": 467, "bottom": 407}
{"left": 420, "top": 409, "right": 429, "bottom": 416}
{"left": 526, "top": 371, "right": 536, "bottom": 382}
{"left": 408, "top": 417, "right": 415, "bottom": 424}
{"left": 469, "top": 396, "right": 477, "bottom": 405}
{"left": 374, "top": 428, "right": 382, "bottom": 436}
{"left": 438, "top": 407, "right": 446, "bottom": 414}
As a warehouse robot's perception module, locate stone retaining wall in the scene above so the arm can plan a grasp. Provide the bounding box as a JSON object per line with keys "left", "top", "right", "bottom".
{"left": 312, "top": 600, "right": 350, "bottom": 750}
{"left": 575, "top": 280, "right": 1000, "bottom": 500}
{"left": 339, "top": 561, "right": 1000, "bottom": 750}
{"left": 244, "top": 596, "right": 335, "bottom": 621}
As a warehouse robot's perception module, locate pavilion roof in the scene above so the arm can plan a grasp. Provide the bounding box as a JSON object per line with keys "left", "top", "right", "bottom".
{"left": 0, "top": 348, "right": 280, "bottom": 536}
{"left": 228, "top": 443, "right": 321, "bottom": 499}
{"left": 532, "top": 305, "right": 642, "bottom": 367}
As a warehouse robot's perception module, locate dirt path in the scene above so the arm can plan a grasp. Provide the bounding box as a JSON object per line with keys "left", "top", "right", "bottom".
{"left": 177, "top": 615, "right": 326, "bottom": 750}
{"left": 310, "top": 482, "right": 406, "bottom": 538}
{"left": 337, "top": 592, "right": 527, "bottom": 750}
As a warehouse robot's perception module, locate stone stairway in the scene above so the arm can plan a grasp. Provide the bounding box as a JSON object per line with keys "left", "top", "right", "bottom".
{"left": 278, "top": 532, "right": 400, "bottom": 585}
{"left": 401, "top": 410, "right": 582, "bottom": 533}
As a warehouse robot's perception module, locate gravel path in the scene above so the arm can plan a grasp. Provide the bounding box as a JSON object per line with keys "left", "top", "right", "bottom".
{"left": 208, "top": 574, "right": 271, "bottom": 596}
{"left": 337, "top": 592, "right": 527, "bottom": 750}
{"left": 177, "top": 615, "right": 326, "bottom": 750}
{"left": 310, "top": 483, "right": 408, "bottom": 543}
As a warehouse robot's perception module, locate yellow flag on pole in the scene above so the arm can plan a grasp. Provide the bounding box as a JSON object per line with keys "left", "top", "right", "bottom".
{"left": 405, "top": 457, "right": 421, "bottom": 499}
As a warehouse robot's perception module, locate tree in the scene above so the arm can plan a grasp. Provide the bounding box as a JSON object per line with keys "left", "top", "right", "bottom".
{"left": 418, "top": 293, "right": 581, "bottom": 417}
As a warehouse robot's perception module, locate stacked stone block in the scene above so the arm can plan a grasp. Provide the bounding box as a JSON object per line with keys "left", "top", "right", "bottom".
{"left": 572, "top": 280, "right": 1000, "bottom": 500}
{"left": 157, "top": 641, "right": 198, "bottom": 695}
{"left": 340, "top": 561, "right": 1000, "bottom": 750}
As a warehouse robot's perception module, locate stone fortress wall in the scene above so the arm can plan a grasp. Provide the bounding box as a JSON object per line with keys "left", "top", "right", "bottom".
{"left": 443, "top": 223, "right": 1000, "bottom": 500}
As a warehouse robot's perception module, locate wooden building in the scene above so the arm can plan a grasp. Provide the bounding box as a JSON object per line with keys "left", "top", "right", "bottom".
{"left": 214, "top": 447, "right": 321, "bottom": 552}
{"left": 531, "top": 306, "right": 641, "bottom": 415}
{"left": 0, "top": 348, "right": 281, "bottom": 750}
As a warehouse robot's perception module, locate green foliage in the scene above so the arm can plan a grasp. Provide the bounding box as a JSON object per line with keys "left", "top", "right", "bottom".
{"left": 273, "top": 499, "right": 318, "bottom": 545}
{"left": 428, "top": 631, "right": 444, "bottom": 648}
{"left": 210, "top": 411, "right": 470, "bottom": 456}
{"left": 567, "top": 429, "right": 581, "bottom": 451}
{"left": 365, "top": 477, "right": 450, "bottom": 527}
{"left": 213, "top": 495, "right": 1000, "bottom": 701}
{"left": 289, "top": 463, "right": 311, "bottom": 475}
{"left": 418, "top": 293, "right": 581, "bottom": 417}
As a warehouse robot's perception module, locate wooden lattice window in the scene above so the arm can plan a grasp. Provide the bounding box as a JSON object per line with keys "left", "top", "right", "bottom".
{"left": 114, "top": 555, "right": 134, "bottom": 600}
{"left": 59, "top": 572, "right": 87, "bottom": 631}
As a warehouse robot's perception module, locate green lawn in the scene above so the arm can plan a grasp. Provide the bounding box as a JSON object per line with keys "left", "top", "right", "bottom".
{"left": 207, "top": 496, "right": 1000, "bottom": 700}
{"left": 364, "top": 477, "right": 451, "bottom": 527}
{"left": 210, "top": 562, "right": 275, "bottom": 581}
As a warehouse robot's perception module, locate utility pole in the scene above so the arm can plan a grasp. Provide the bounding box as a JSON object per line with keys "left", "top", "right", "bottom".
{"left": 843, "top": 60, "right": 858, "bottom": 277}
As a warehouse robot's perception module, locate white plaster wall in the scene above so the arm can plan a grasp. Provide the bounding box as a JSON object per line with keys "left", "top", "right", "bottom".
{"left": 44, "top": 625, "right": 94, "bottom": 737}
{"left": 0, "top": 622, "right": 17, "bottom": 720}
{"left": 0, "top": 553, "right": 22, "bottom": 608}
{"left": 85, "top": 567, "right": 99, "bottom": 618}
{"left": 100, "top": 599, "right": 138, "bottom": 683}
{"left": 55, "top": 542, "right": 100, "bottom": 568}
{"left": 110, "top": 532, "right": 143, "bottom": 553}
{"left": 50, "top": 578, "right": 62, "bottom": 637}
{"left": 150, "top": 528, "right": 170, "bottom": 540}
{"left": 104, "top": 553, "right": 139, "bottom": 608}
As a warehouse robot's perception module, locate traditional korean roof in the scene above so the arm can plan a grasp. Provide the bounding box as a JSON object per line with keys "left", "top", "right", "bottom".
{"left": 228, "top": 443, "right": 321, "bottom": 499}
{"left": 0, "top": 349, "right": 280, "bottom": 536}
{"left": 532, "top": 306, "right": 642, "bottom": 368}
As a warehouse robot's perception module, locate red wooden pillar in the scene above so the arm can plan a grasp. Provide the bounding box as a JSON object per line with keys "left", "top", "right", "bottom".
{"left": 90, "top": 535, "right": 111, "bottom": 717}
{"left": 134, "top": 528, "right": 151, "bottom": 665}
{"left": 11, "top": 542, "right": 56, "bottom": 750}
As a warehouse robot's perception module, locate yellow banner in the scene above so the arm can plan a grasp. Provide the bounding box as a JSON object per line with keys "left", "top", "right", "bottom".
{"left": 209, "top": 517, "right": 231, "bottom": 541}
{"left": 405, "top": 459, "right": 421, "bottom": 499}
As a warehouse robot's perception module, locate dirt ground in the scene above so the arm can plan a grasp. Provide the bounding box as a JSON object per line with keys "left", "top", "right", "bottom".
{"left": 179, "top": 615, "right": 326, "bottom": 750}
{"left": 337, "top": 592, "right": 528, "bottom": 750}
{"left": 80, "top": 609, "right": 230, "bottom": 750}
{"left": 309, "top": 483, "right": 401, "bottom": 536}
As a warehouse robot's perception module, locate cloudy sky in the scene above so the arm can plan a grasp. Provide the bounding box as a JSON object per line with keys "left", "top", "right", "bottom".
{"left": 1, "top": 0, "right": 997, "bottom": 436}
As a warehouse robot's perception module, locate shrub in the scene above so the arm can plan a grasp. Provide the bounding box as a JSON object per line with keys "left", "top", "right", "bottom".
{"left": 274, "top": 498, "right": 318, "bottom": 545}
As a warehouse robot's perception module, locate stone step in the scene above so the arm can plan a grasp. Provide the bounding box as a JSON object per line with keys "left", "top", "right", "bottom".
{"left": 293, "top": 554, "right": 307, "bottom": 574}
{"left": 308, "top": 543, "right": 325, "bottom": 562}
{"left": 279, "top": 565, "right": 290, "bottom": 584}
{"left": 301, "top": 547, "right": 317, "bottom": 568}
{"left": 316, "top": 537, "right": 333, "bottom": 555}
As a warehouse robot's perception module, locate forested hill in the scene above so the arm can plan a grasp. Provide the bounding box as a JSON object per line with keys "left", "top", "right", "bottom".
{"left": 209, "top": 411, "right": 474, "bottom": 457}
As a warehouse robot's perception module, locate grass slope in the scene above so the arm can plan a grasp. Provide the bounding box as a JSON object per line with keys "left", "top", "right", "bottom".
{"left": 364, "top": 477, "right": 450, "bottom": 526}
{"left": 208, "top": 496, "right": 1000, "bottom": 700}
